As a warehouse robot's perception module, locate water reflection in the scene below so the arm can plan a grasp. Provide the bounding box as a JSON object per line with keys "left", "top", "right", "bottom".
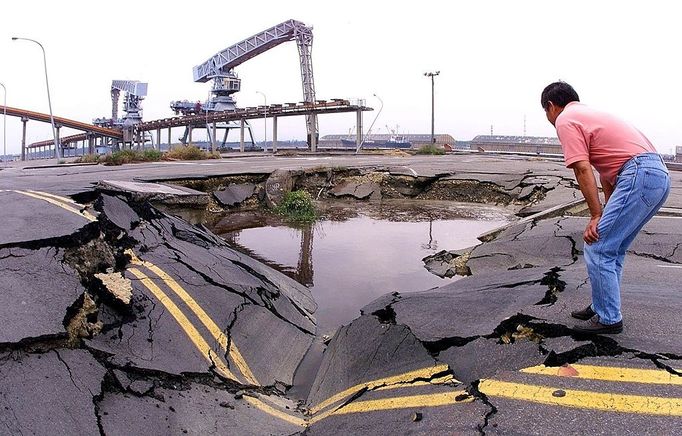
{"left": 205, "top": 200, "right": 512, "bottom": 334}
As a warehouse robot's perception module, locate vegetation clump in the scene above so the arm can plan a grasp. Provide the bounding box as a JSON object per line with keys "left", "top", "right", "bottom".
{"left": 76, "top": 154, "right": 101, "bottom": 164}
{"left": 76, "top": 146, "right": 218, "bottom": 166}
{"left": 416, "top": 144, "right": 445, "bottom": 155}
{"left": 166, "top": 145, "right": 218, "bottom": 161}
{"left": 275, "top": 190, "right": 317, "bottom": 222}
{"left": 100, "top": 149, "right": 162, "bottom": 165}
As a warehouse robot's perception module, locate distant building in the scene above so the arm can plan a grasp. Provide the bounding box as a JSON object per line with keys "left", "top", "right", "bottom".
{"left": 319, "top": 133, "right": 457, "bottom": 149}
{"left": 676, "top": 146, "right": 682, "bottom": 162}
{"left": 471, "top": 135, "right": 562, "bottom": 155}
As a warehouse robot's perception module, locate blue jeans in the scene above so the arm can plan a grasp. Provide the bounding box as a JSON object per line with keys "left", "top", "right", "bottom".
{"left": 583, "top": 153, "right": 671, "bottom": 325}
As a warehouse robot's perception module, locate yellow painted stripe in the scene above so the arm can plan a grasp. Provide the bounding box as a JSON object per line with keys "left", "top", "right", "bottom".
{"left": 479, "top": 379, "right": 682, "bottom": 416}
{"left": 244, "top": 396, "right": 306, "bottom": 427}
{"left": 126, "top": 249, "right": 259, "bottom": 386}
{"left": 308, "top": 390, "right": 470, "bottom": 424}
{"left": 521, "top": 364, "right": 682, "bottom": 385}
{"left": 26, "top": 189, "right": 78, "bottom": 204}
{"left": 13, "top": 190, "right": 96, "bottom": 221}
{"left": 128, "top": 267, "right": 239, "bottom": 382}
{"left": 374, "top": 374, "right": 456, "bottom": 391}
{"left": 309, "top": 364, "right": 452, "bottom": 415}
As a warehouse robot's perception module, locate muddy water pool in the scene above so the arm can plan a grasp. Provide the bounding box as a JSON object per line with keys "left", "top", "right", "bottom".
{"left": 189, "top": 199, "right": 512, "bottom": 396}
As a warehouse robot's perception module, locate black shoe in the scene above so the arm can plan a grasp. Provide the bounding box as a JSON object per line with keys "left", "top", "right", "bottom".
{"left": 571, "top": 305, "right": 596, "bottom": 320}
{"left": 572, "top": 316, "right": 623, "bottom": 335}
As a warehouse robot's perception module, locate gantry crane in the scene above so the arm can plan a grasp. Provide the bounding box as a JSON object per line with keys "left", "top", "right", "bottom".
{"left": 171, "top": 19, "right": 319, "bottom": 147}
{"left": 94, "top": 80, "right": 149, "bottom": 148}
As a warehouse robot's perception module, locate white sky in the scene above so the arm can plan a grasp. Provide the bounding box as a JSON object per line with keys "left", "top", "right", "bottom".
{"left": 1, "top": 0, "right": 680, "bottom": 154}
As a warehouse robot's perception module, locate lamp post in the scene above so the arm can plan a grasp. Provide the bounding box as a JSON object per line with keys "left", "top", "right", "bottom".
{"left": 424, "top": 71, "right": 440, "bottom": 145}
{"left": 255, "top": 91, "right": 267, "bottom": 152}
{"left": 0, "top": 82, "right": 6, "bottom": 162}
{"left": 12, "top": 37, "right": 61, "bottom": 159}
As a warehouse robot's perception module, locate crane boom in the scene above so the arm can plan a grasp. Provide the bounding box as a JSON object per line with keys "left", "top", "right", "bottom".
{"left": 189, "top": 19, "right": 318, "bottom": 147}
{"left": 193, "top": 19, "right": 310, "bottom": 83}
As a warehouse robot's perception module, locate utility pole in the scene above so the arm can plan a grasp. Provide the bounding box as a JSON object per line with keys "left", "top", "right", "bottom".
{"left": 424, "top": 71, "right": 440, "bottom": 144}
{"left": 12, "top": 37, "right": 61, "bottom": 159}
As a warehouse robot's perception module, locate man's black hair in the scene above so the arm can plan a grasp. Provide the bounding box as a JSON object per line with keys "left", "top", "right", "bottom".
{"left": 541, "top": 81, "right": 580, "bottom": 109}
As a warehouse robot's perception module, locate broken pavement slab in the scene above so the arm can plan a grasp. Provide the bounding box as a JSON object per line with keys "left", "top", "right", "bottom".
{"left": 88, "top": 194, "right": 316, "bottom": 387}
{"left": 306, "top": 314, "right": 447, "bottom": 415}
{"left": 0, "top": 349, "right": 106, "bottom": 435}
{"left": 99, "top": 381, "right": 306, "bottom": 435}
{"left": 98, "top": 180, "right": 208, "bottom": 206}
{"left": 467, "top": 216, "right": 584, "bottom": 274}
{"left": 0, "top": 247, "right": 86, "bottom": 344}
{"left": 0, "top": 190, "right": 96, "bottom": 245}
{"left": 213, "top": 183, "right": 256, "bottom": 207}
{"left": 361, "top": 267, "right": 556, "bottom": 343}
{"left": 330, "top": 180, "right": 382, "bottom": 200}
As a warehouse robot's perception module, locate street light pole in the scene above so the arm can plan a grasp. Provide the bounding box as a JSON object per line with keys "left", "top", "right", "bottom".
{"left": 424, "top": 71, "right": 440, "bottom": 145}
{"left": 12, "top": 37, "right": 61, "bottom": 159}
{"left": 256, "top": 91, "right": 267, "bottom": 152}
{"left": 0, "top": 82, "right": 6, "bottom": 162}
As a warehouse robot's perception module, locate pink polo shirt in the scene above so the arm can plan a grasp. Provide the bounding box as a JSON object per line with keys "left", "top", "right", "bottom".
{"left": 555, "top": 102, "right": 656, "bottom": 184}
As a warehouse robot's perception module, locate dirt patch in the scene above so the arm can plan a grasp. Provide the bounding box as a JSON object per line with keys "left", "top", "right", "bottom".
{"left": 95, "top": 271, "right": 133, "bottom": 305}
{"left": 165, "top": 175, "right": 268, "bottom": 193}
{"left": 63, "top": 236, "right": 117, "bottom": 277}
{"left": 65, "top": 293, "right": 103, "bottom": 346}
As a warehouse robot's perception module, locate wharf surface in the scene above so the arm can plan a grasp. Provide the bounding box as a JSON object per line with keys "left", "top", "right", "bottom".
{"left": 1, "top": 152, "right": 681, "bottom": 435}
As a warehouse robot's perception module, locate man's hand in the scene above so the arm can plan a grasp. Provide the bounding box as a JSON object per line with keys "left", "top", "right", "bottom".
{"left": 569, "top": 160, "right": 603, "bottom": 244}
{"left": 584, "top": 215, "right": 601, "bottom": 244}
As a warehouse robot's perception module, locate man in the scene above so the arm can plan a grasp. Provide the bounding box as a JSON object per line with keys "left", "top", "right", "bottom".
{"left": 541, "top": 81, "right": 671, "bottom": 334}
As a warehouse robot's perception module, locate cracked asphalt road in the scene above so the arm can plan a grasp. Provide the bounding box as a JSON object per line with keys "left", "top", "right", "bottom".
{"left": 1, "top": 154, "right": 681, "bottom": 435}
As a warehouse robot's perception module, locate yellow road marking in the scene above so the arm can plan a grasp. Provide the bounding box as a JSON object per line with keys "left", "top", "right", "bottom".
{"left": 25, "top": 189, "right": 78, "bottom": 204}
{"left": 13, "top": 190, "right": 96, "bottom": 221}
{"left": 128, "top": 267, "right": 239, "bottom": 382}
{"left": 308, "top": 390, "right": 471, "bottom": 424}
{"left": 521, "top": 364, "right": 682, "bottom": 385}
{"left": 479, "top": 379, "right": 682, "bottom": 416}
{"left": 244, "top": 396, "right": 306, "bottom": 427}
{"left": 125, "top": 249, "right": 259, "bottom": 385}
{"left": 309, "top": 364, "right": 452, "bottom": 415}
{"left": 374, "top": 373, "right": 456, "bottom": 391}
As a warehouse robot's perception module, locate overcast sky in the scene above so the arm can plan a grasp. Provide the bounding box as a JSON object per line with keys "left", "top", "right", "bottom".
{"left": 1, "top": 0, "right": 680, "bottom": 154}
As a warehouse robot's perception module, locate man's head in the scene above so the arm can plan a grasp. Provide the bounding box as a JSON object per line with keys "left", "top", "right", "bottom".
{"left": 541, "top": 81, "right": 580, "bottom": 126}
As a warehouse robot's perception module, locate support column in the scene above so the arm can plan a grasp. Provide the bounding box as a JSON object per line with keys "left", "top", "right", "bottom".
{"left": 311, "top": 128, "right": 317, "bottom": 152}
{"left": 356, "top": 109, "right": 363, "bottom": 151}
{"left": 240, "top": 119, "right": 245, "bottom": 153}
{"left": 211, "top": 121, "right": 216, "bottom": 154}
{"left": 21, "top": 117, "right": 28, "bottom": 161}
{"left": 272, "top": 116, "right": 278, "bottom": 153}
{"left": 88, "top": 134, "right": 94, "bottom": 155}
{"left": 55, "top": 125, "right": 61, "bottom": 159}
{"left": 168, "top": 126, "right": 172, "bottom": 150}
{"left": 156, "top": 129, "right": 161, "bottom": 151}
{"left": 188, "top": 126, "right": 193, "bottom": 146}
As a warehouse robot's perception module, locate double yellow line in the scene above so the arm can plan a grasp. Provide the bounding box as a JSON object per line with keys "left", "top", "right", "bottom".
{"left": 477, "top": 363, "right": 682, "bottom": 416}
{"left": 9, "top": 189, "right": 97, "bottom": 222}
{"left": 307, "top": 364, "right": 464, "bottom": 424}
{"left": 125, "top": 249, "right": 258, "bottom": 385}
{"left": 306, "top": 362, "right": 682, "bottom": 424}
{"left": 125, "top": 249, "right": 309, "bottom": 426}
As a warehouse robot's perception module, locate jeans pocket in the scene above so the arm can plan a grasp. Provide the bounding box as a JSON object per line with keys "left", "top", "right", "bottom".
{"left": 640, "top": 169, "right": 668, "bottom": 207}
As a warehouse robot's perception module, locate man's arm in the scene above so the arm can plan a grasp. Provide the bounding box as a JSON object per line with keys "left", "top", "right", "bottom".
{"left": 570, "top": 160, "right": 602, "bottom": 244}
{"left": 600, "top": 175, "right": 614, "bottom": 204}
